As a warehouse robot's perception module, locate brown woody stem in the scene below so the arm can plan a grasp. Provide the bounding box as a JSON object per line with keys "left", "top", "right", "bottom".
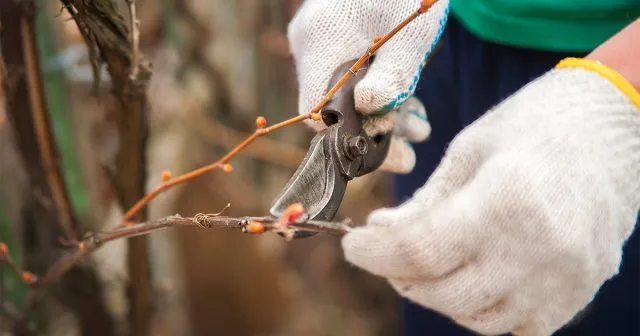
{"left": 0, "top": 246, "right": 33, "bottom": 286}
{"left": 126, "top": 0, "right": 140, "bottom": 79}
{"left": 30, "top": 214, "right": 353, "bottom": 292}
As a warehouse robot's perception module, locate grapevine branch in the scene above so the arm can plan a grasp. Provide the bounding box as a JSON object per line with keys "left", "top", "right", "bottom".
{"left": 119, "top": 0, "right": 438, "bottom": 226}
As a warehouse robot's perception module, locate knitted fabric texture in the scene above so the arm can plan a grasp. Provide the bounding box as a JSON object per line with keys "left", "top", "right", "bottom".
{"left": 288, "top": 0, "right": 447, "bottom": 119}
{"left": 342, "top": 68, "right": 640, "bottom": 336}
{"left": 287, "top": 0, "right": 447, "bottom": 172}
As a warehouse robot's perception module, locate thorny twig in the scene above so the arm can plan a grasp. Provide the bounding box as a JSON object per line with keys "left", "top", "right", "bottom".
{"left": 119, "top": 0, "right": 438, "bottom": 226}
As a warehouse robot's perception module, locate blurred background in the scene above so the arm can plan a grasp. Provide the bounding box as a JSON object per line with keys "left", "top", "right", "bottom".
{"left": 0, "top": 1, "right": 399, "bottom": 335}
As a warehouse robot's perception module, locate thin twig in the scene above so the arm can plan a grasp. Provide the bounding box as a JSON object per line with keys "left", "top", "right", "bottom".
{"left": 5, "top": 3, "right": 115, "bottom": 333}
{"left": 119, "top": 113, "right": 308, "bottom": 225}
{"left": 0, "top": 245, "right": 36, "bottom": 286}
{"left": 21, "top": 10, "right": 79, "bottom": 241}
{"left": 28, "top": 213, "right": 352, "bottom": 295}
{"left": 126, "top": 0, "right": 140, "bottom": 79}
{"left": 119, "top": 0, "right": 438, "bottom": 225}
{"left": 184, "top": 103, "right": 306, "bottom": 169}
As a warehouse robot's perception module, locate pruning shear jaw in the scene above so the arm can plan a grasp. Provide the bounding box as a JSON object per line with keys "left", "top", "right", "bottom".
{"left": 269, "top": 60, "right": 392, "bottom": 239}
{"left": 268, "top": 127, "right": 346, "bottom": 222}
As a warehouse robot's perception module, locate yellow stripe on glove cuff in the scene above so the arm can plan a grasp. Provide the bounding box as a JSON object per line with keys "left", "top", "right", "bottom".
{"left": 556, "top": 57, "right": 640, "bottom": 109}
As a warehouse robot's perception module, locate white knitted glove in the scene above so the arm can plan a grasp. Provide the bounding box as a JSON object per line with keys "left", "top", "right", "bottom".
{"left": 287, "top": 0, "right": 448, "bottom": 173}
{"left": 342, "top": 67, "right": 640, "bottom": 335}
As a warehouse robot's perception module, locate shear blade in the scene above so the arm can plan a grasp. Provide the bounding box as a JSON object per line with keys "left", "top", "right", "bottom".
{"left": 269, "top": 129, "right": 346, "bottom": 222}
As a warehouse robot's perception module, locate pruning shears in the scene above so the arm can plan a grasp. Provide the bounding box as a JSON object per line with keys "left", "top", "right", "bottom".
{"left": 269, "top": 60, "right": 392, "bottom": 238}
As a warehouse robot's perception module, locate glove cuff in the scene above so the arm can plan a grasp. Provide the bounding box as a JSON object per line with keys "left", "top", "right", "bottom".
{"left": 555, "top": 57, "right": 640, "bottom": 109}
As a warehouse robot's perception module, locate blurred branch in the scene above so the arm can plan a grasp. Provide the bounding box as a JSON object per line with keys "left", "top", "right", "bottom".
{"left": 165, "top": 0, "right": 238, "bottom": 127}
{"left": 1, "top": 1, "right": 114, "bottom": 334}
{"left": 38, "top": 2, "right": 92, "bottom": 220}
{"left": 0, "top": 243, "right": 36, "bottom": 286}
{"left": 3, "top": 2, "right": 78, "bottom": 242}
{"left": 184, "top": 104, "right": 306, "bottom": 169}
{"left": 58, "top": 1, "right": 154, "bottom": 334}
{"left": 0, "top": 298, "right": 32, "bottom": 336}
{"left": 126, "top": 0, "right": 140, "bottom": 79}
{"left": 0, "top": 161, "right": 29, "bottom": 314}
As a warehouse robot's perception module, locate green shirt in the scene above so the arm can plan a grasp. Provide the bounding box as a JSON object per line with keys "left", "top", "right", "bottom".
{"left": 450, "top": 0, "right": 640, "bottom": 52}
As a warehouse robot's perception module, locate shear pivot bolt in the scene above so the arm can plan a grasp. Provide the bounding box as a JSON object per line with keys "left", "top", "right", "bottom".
{"left": 345, "top": 135, "right": 368, "bottom": 158}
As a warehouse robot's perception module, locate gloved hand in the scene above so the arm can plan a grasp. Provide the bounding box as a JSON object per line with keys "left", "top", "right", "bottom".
{"left": 342, "top": 63, "right": 640, "bottom": 335}
{"left": 287, "top": 0, "right": 448, "bottom": 173}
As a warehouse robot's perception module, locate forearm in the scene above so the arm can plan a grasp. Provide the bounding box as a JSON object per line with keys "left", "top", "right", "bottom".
{"left": 587, "top": 18, "right": 640, "bottom": 91}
